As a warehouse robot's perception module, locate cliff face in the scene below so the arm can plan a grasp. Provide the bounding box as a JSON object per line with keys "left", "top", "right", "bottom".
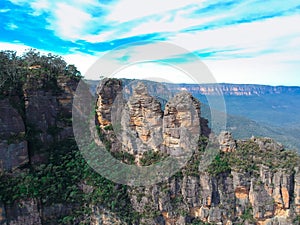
{"left": 96, "top": 79, "right": 202, "bottom": 163}
{"left": 0, "top": 98, "right": 28, "bottom": 172}
{"left": 88, "top": 79, "right": 300, "bottom": 151}
{"left": 167, "top": 83, "right": 300, "bottom": 96}
{"left": 1, "top": 77, "right": 300, "bottom": 225}
{"left": 0, "top": 73, "right": 80, "bottom": 224}
{"left": 96, "top": 79, "right": 300, "bottom": 225}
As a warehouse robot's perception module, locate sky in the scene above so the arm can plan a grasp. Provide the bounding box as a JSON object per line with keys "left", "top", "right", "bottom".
{"left": 0, "top": 0, "right": 300, "bottom": 85}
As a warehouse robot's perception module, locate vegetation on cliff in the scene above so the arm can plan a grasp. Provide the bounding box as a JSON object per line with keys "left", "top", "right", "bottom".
{"left": 0, "top": 52, "right": 300, "bottom": 224}
{"left": 0, "top": 49, "right": 81, "bottom": 98}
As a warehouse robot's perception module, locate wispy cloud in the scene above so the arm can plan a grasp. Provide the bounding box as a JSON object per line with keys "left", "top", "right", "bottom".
{"left": 0, "top": 9, "right": 11, "bottom": 13}
{"left": 169, "top": 14, "right": 300, "bottom": 59}
{"left": 1, "top": 0, "right": 300, "bottom": 85}
{"left": 5, "top": 23, "right": 18, "bottom": 30}
{"left": 105, "top": 0, "right": 203, "bottom": 23}
{"left": 7, "top": 0, "right": 28, "bottom": 5}
{"left": 47, "top": 3, "right": 93, "bottom": 40}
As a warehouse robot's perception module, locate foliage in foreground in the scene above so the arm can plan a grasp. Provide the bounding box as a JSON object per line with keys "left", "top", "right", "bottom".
{"left": 0, "top": 138, "right": 138, "bottom": 224}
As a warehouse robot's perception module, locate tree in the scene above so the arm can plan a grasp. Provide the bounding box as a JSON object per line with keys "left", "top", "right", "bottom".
{"left": 65, "top": 64, "right": 81, "bottom": 78}
{"left": 0, "top": 50, "right": 23, "bottom": 95}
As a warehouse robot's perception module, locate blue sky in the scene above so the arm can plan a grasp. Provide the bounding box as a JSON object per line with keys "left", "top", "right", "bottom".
{"left": 1, "top": 0, "right": 300, "bottom": 85}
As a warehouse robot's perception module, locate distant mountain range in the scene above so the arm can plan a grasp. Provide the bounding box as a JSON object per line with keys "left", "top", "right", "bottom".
{"left": 165, "top": 83, "right": 300, "bottom": 126}
{"left": 168, "top": 83, "right": 300, "bottom": 96}
{"left": 86, "top": 79, "right": 300, "bottom": 151}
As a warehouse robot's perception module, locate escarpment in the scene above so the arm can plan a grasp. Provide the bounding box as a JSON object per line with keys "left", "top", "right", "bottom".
{"left": 96, "top": 80, "right": 203, "bottom": 165}
{"left": 95, "top": 79, "right": 300, "bottom": 225}
{"left": 0, "top": 69, "right": 82, "bottom": 224}
{"left": 1, "top": 74, "right": 300, "bottom": 225}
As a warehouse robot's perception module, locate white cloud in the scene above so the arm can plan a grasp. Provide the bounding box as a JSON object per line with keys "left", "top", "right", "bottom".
{"left": 204, "top": 56, "right": 300, "bottom": 86}
{"left": 52, "top": 0, "right": 300, "bottom": 44}
{"left": 29, "top": 0, "right": 51, "bottom": 16}
{"left": 83, "top": 30, "right": 116, "bottom": 43}
{"left": 63, "top": 52, "right": 98, "bottom": 75}
{"left": 0, "top": 42, "right": 99, "bottom": 76}
{"left": 0, "top": 9, "right": 11, "bottom": 13}
{"left": 231, "top": 0, "right": 300, "bottom": 19}
{"left": 18, "top": 0, "right": 104, "bottom": 41}
{"left": 5, "top": 0, "right": 300, "bottom": 86}
{"left": 168, "top": 14, "right": 300, "bottom": 57}
{"left": 161, "top": 14, "right": 300, "bottom": 86}
{"left": 0, "top": 42, "right": 51, "bottom": 58}
{"left": 125, "top": 11, "right": 225, "bottom": 38}
{"left": 113, "top": 62, "right": 197, "bottom": 84}
{"left": 0, "top": 42, "right": 33, "bottom": 53}
{"left": 6, "top": 23, "right": 18, "bottom": 30}
{"left": 106, "top": 0, "right": 205, "bottom": 23}
{"left": 47, "top": 3, "right": 93, "bottom": 40}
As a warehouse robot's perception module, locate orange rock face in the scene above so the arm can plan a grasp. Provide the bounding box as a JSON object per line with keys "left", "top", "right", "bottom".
{"left": 97, "top": 115, "right": 111, "bottom": 126}
{"left": 257, "top": 219, "right": 271, "bottom": 225}
{"left": 274, "top": 204, "right": 289, "bottom": 217}
{"left": 234, "top": 186, "right": 249, "bottom": 199}
{"left": 190, "top": 207, "right": 201, "bottom": 217}
{"left": 281, "top": 187, "right": 290, "bottom": 209}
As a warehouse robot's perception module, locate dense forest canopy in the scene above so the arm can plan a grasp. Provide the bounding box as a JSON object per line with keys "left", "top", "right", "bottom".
{"left": 0, "top": 49, "right": 82, "bottom": 96}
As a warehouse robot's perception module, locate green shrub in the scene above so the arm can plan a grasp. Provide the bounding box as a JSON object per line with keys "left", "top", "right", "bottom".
{"left": 140, "top": 150, "right": 168, "bottom": 166}
{"left": 240, "top": 207, "right": 255, "bottom": 223}
{"left": 207, "top": 154, "right": 231, "bottom": 176}
{"left": 112, "top": 151, "right": 135, "bottom": 165}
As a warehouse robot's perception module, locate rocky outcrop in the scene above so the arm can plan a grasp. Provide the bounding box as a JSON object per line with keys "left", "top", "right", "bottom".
{"left": 5, "top": 199, "right": 42, "bottom": 225}
{"left": 94, "top": 79, "right": 300, "bottom": 225}
{"left": 96, "top": 78, "right": 122, "bottom": 127}
{"left": 218, "top": 131, "right": 236, "bottom": 152}
{"left": 0, "top": 141, "right": 28, "bottom": 173}
{"left": 128, "top": 82, "right": 162, "bottom": 144}
{"left": 162, "top": 91, "right": 201, "bottom": 151}
{"left": 249, "top": 179, "right": 275, "bottom": 221}
{"left": 24, "top": 90, "right": 58, "bottom": 143}
{"left": 0, "top": 73, "right": 80, "bottom": 223}
{"left": 295, "top": 167, "right": 300, "bottom": 215}
{"left": 23, "top": 74, "right": 78, "bottom": 164}
{"left": 0, "top": 99, "right": 28, "bottom": 173}
{"left": 90, "top": 206, "right": 124, "bottom": 225}
{"left": 1, "top": 77, "right": 300, "bottom": 225}
{"left": 252, "top": 137, "right": 284, "bottom": 152}
{"left": 96, "top": 81, "right": 201, "bottom": 162}
{"left": 120, "top": 82, "right": 163, "bottom": 156}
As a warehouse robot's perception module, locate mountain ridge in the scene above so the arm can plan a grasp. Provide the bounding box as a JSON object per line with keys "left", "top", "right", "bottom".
{"left": 1, "top": 49, "right": 299, "bottom": 224}
{"left": 88, "top": 79, "right": 300, "bottom": 96}
{"left": 87, "top": 79, "right": 300, "bottom": 151}
{"left": 165, "top": 82, "right": 300, "bottom": 96}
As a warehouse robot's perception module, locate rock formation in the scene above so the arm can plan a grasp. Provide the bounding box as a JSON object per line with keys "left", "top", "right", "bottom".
{"left": 95, "top": 79, "right": 300, "bottom": 225}
{"left": 218, "top": 131, "right": 236, "bottom": 152}
{"left": 0, "top": 72, "right": 81, "bottom": 224}
{"left": 96, "top": 78, "right": 122, "bottom": 127}
{"left": 0, "top": 99, "right": 28, "bottom": 172}
{"left": 1, "top": 77, "right": 300, "bottom": 225}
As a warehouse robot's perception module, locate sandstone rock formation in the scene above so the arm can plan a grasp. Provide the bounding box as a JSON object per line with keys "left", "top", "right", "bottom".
{"left": 0, "top": 72, "right": 81, "bottom": 224}
{"left": 1, "top": 77, "right": 300, "bottom": 225}
{"left": 218, "top": 131, "right": 236, "bottom": 152}
{"left": 119, "top": 82, "right": 163, "bottom": 156}
{"left": 95, "top": 79, "right": 300, "bottom": 225}
{"left": 96, "top": 78, "right": 122, "bottom": 127}
{"left": 96, "top": 81, "right": 201, "bottom": 163}
{"left": 162, "top": 91, "right": 201, "bottom": 152}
